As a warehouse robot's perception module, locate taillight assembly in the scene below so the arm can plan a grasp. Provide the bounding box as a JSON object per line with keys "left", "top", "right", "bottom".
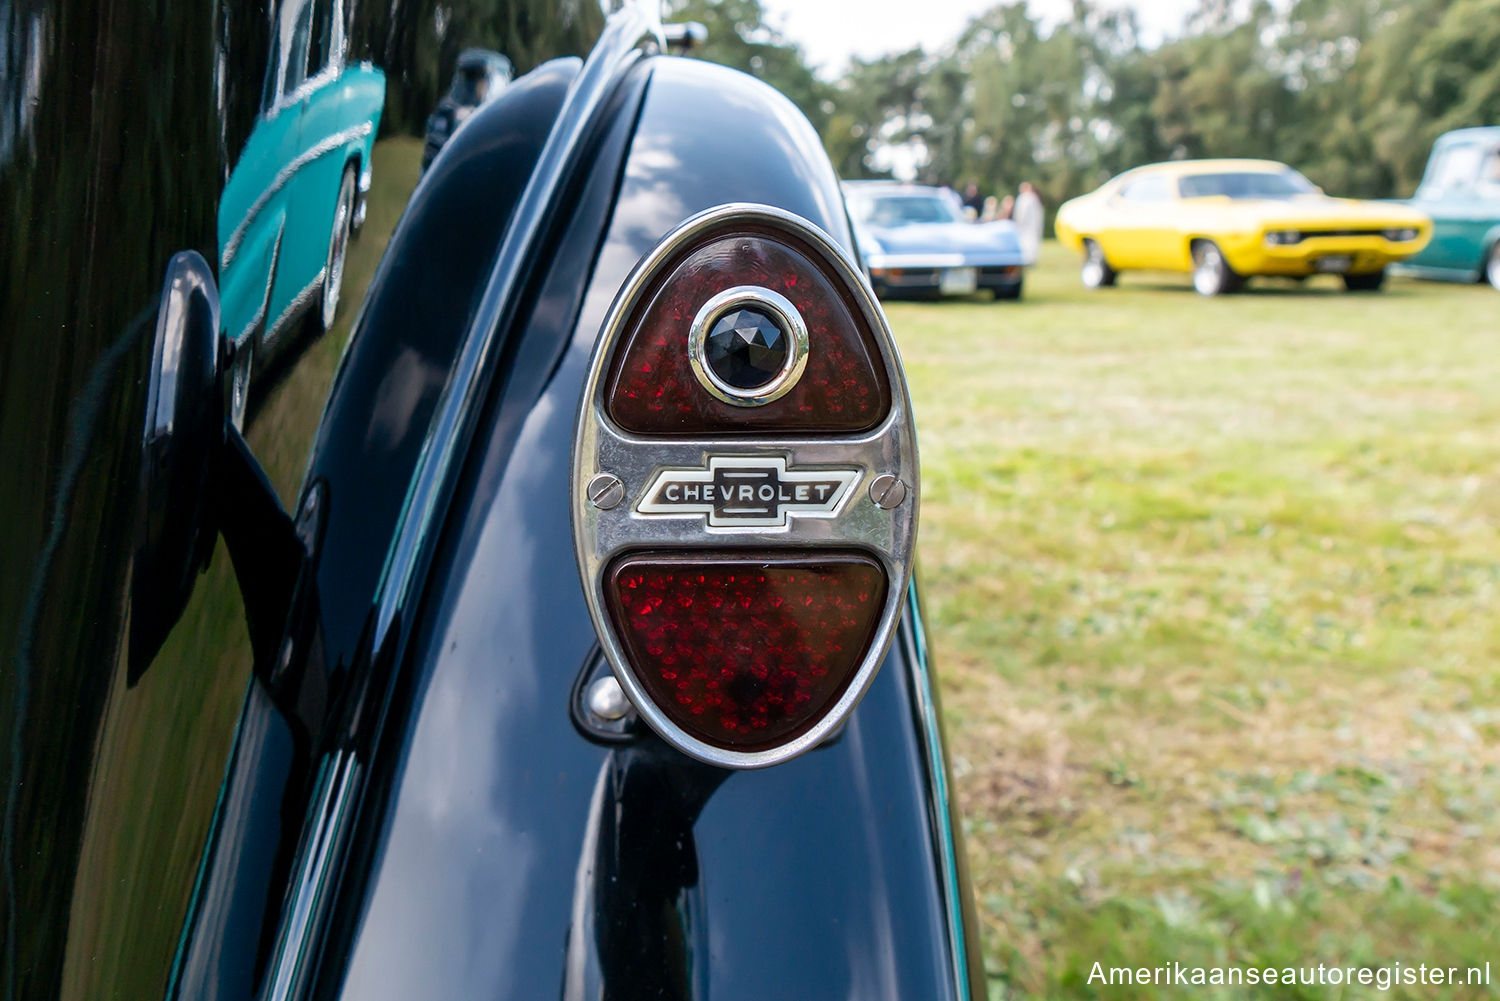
{"left": 572, "top": 204, "right": 919, "bottom": 768}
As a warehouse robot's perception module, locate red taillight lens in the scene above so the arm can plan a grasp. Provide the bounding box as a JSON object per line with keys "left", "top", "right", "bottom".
{"left": 604, "top": 550, "right": 888, "bottom": 751}
{"left": 605, "top": 231, "right": 891, "bottom": 435}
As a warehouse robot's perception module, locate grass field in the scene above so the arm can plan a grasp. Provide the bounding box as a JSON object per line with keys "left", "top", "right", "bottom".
{"left": 890, "top": 246, "right": 1500, "bottom": 998}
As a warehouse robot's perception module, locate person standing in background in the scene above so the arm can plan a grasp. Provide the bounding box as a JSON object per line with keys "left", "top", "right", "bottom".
{"left": 960, "top": 182, "right": 984, "bottom": 219}
{"left": 1013, "top": 181, "right": 1044, "bottom": 264}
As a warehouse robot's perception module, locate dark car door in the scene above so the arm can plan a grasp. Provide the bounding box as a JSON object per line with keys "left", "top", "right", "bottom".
{"left": 0, "top": 1, "right": 258, "bottom": 996}
{"left": 0, "top": 1, "right": 600, "bottom": 997}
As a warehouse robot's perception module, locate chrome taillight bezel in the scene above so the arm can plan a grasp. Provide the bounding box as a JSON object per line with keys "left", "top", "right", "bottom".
{"left": 571, "top": 203, "right": 920, "bottom": 769}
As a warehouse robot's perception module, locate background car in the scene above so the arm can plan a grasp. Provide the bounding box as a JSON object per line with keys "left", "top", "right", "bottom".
{"left": 421, "top": 48, "right": 513, "bottom": 170}
{"left": 217, "top": 0, "right": 384, "bottom": 421}
{"left": 1392, "top": 127, "right": 1500, "bottom": 290}
{"left": 845, "top": 180, "right": 1028, "bottom": 300}
{"left": 1054, "top": 158, "right": 1433, "bottom": 295}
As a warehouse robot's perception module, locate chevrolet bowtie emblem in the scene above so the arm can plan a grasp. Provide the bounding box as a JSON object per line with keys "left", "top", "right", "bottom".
{"left": 636, "top": 456, "right": 861, "bottom": 529}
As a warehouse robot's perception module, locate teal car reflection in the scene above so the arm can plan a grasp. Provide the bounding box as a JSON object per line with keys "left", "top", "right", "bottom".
{"left": 219, "top": 0, "right": 385, "bottom": 420}
{"left": 1394, "top": 127, "right": 1500, "bottom": 291}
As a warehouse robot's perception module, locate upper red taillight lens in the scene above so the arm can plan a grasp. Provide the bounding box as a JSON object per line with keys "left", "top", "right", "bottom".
{"left": 605, "top": 551, "right": 887, "bottom": 751}
{"left": 605, "top": 230, "right": 891, "bottom": 435}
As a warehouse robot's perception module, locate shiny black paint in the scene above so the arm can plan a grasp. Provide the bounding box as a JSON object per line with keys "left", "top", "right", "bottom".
{"left": 303, "top": 56, "right": 580, "bottom": 697}
{"left": 169, "top": 57, "right": 586, "bottom": 1001}
{"left": 1, "top": 5, "right": 985, "bottom": 1000}
{"left": 1, "top": 0, "right": 240, "bottom": 992}
{"left": 0, "top": 0, "right": 598, "bottom": 994}
{"left": 319, "top": 56, "right": 983, "bottom": 1001}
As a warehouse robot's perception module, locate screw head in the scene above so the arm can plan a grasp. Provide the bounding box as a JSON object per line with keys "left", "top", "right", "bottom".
{"left": 587, "top": 676, "right": 632, "bottom": 721}
{"left": 868, "top": 473, "right": 907, "bottom": 510}
{"left": 587, "top": 472, "right": 625, "bottom": 510}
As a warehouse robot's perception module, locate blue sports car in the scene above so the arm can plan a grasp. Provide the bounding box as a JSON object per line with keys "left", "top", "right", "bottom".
{"left": 845, "top": 181, "right": 1028, "bottom": 300}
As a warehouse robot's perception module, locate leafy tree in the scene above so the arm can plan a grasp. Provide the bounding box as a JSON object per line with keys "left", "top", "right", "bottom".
{"left": 621, "top": 0, "right": 1500, "bottom": 212}
{"left": 665, "top": 0, "right": 830, "bottom": 132}
{"left": 813, "top": 0, "right": 1498, "bottom": 208}
{"left": 348, "top": 0, "right": 605, "bottom": 135}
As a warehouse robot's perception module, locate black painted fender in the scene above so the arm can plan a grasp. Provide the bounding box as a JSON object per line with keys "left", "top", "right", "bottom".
{"left": 312, "top": 54, "right": 986, "bottom": 1001}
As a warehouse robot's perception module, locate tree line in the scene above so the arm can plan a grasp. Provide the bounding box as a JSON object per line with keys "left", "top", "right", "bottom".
{"left": 668, "top": 0, "right": 1500, "bottom": 216}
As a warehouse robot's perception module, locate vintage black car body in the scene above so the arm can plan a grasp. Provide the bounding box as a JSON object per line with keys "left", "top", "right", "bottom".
{"left": 0, "top": 2, "right": 983, "bottom": 999}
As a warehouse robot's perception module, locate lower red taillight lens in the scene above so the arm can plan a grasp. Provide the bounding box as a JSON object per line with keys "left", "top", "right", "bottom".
{"left": 604, "top": 551, "right": 888, "bottom": 751}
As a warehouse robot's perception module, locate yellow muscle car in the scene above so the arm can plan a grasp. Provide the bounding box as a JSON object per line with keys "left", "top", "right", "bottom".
{"left": 1054, "top": 159, "right": 1433, "bottom": 295}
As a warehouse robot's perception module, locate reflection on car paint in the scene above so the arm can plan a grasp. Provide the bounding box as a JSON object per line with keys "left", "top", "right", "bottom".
{"left": 422, "top": 48, "right": 513, "bottom": 170}
{"left": 1, "top": 2, "right": 984, "bottom": 1000}
{"left": 218, "top": 0, "right": 385, "bottom": 362}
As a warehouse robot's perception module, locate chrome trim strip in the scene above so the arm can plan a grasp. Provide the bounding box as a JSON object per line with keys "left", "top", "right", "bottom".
{"left": 274, "top": 63, "right": 342, "bottom": 118}
{"left": 221, "top": 121, "right": 373, "bottom": 270}
{"left": 369, "top": 1, "right": 662, "bottom": 655}
{"left": 571, "top": 203, "right": 921, "bottom": 769}
{"left": 263, "top": 751, "right": 360, "bottom": 1001}
{"left": 233, "top": 219, "right": 286, "bottom": 345}
{"left": 866, "top": 252, "right": 1024, "bottom": 270}
{"left": 903, "top": 581, "right": 974, "bottom": 1001}
{"left": 262, "top": 268, "right": 324, "bottom": 347}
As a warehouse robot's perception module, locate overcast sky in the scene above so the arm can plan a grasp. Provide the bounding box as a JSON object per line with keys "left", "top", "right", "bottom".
{"left": 758, "top": 0, "right": 1201, "bottom": 75}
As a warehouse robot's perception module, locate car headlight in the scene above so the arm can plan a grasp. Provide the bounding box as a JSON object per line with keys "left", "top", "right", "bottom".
{"left": 1383, "top": 227, "right": 1419, "bottom": 242}
{"left": 1264, "top": 229, "right": 1302, "bottom": 246}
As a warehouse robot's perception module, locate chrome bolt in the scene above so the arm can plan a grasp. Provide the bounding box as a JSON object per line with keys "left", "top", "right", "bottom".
{"left": 868, "top": 473, "right": 908, "bottom": 510}
{"left": 587, "top": 472, "right": 625, "bottom": 510}
{"left": 586, "top": 676, "right": 632, "bottom": 721}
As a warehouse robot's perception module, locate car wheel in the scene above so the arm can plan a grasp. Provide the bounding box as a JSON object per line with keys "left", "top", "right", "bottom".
{"left": 992, "top": 279, "right": 1023, "bottom": 301}
{"left": 1342, "top": 270, "right": 1385, "bottom": 292}
{"left": 320, "top": 165, "right": 357, "bottom": 332}
{"left": 1191, "top": 240, "right": 1241, "bottom": 296}
{"left": 1081, "top": 239, "right": 1116, "bottom": 289}
{"left": 1486, "top": 242, "right": 1500, "bottom": 291}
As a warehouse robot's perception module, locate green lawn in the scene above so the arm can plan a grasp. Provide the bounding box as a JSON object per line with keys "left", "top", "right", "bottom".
{"left": 891, "top": 245, "right": 1500, "bottom": 998}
